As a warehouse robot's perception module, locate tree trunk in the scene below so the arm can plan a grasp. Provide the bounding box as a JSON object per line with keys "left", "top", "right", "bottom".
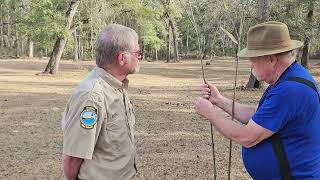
{"left": 44, "top": 37, "right": 67, "bottom": 74}
{"left": 202, "top": 28, "right": 213, "bottom": 59}
{"left": 168, "top": 17, "right": 178, "bottom": 63}
{"left": 28, "top": 37, "right": 33, "bottom": 58}
{"left": 89, "top": 0, "right": 94, "bottom": 59}
{"left": 210, "top": 31, "right": 217, "bottom": 59}
{"left": 80, "top": 41, "right": 84, "bottom": 59}
{"left": 142, "top": 41, "right": 145, "bottom": 61}
{"left": 247, "top": 69, "right": 262, "bottom": 88}
{"left": 301, "top": 37, "right": 310, "bottom": 68}
{"left": 43, "top": 0, "right": 80, "bottom": 74}
{"left": 7, "top": 8, "right": 11, "bottom": 48}
{"left": 73, "top": 29, "right": 79, "bottom": 62}
{"left": 186, "top": 28, "right": 189, "bottom": 56}
{"left": 155, "top": 49, "right": 158, "bottom": 61}
{"left": 20, "top": 36, "right": 24, "bottom": 57}
{"left": 197, "top": 37, "right": 201, "bottom": 58}
{"left": 246, "top": 0, "right": 269, "bottom": 88}
{"left": 15, "top": 24, "right": 19, "bottom": 57}
{"left": 301, "top": 1, "right": 313, "bottom": 69}
{"left": 77, "top": 26, "right": 82, "bottom": 59}
{"left": 90, "top": 28, "right": 94, "bottom": 59}
{"left": 0, "top": 5, "right": 3, "bottom": 56}
{"left": 258, "top": 0, "right": 269, "bottom": 21}
{"left": 202, "top": 35, "right": 207, "bottom": 59}
{"left": 166, "top": 21, "right": 170, "bottom": 63}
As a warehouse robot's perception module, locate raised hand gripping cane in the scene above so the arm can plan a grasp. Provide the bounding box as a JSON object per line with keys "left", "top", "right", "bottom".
{"left": 200, "top": 58, "right": 217, "bottom": 180}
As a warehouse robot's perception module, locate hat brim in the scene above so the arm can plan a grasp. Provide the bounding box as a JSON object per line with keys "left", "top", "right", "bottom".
{"left": 237, "top": 40, "right": 303, "bottom": 58}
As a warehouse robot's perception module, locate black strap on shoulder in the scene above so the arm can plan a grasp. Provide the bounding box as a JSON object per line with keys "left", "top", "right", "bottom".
{"left": 287, "top": 77, "right": 320, "bottom": 101}
{"left": 271, "top": 76, "right": 319, "bottom": 180}
{"left": 271, "top": 134, "right": 293, "bottom": 180}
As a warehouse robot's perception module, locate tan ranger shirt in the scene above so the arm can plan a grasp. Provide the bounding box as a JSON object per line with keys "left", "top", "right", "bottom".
{"left": 62, "top": 67, "right": 136, "bottom": 180}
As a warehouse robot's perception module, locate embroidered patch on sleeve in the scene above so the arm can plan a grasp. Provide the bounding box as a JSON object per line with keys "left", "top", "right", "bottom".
{"left": 80, "top": 106, "right": 97, "bottom": 129}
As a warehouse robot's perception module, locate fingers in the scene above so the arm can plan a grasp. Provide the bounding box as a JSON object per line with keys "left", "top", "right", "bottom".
{"left": 202, "top": 95, "right": 210, "bottom": 99}
{"left": 200, "top": 85, "right": 211, "bottom": 93}
{"left": 201, "top": 83, "right": 209, "bottom": 88}
{"left": 201, "top": 82, "right": 215, "bottom": 90}
{"left": 194, "top": 96, "right": 214, "bottom": 117}
{"left": 200, "top": 87, "right": 210, "bottom": 98}
{"left": 201, "top": 88, "right": 211, "bottom": 92}
{"left": 200, "top": 83, "right": 212, "bottom": 100}
{"left": 202, "top": 90, "right": 210, "bottom": 96}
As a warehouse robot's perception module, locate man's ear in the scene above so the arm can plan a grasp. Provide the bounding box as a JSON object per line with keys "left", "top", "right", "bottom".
{"left": 269, "top": 55, "right": 278, "bottom": 66}
{"left": 117, "top": 52, "right": 126, "bottom": 66}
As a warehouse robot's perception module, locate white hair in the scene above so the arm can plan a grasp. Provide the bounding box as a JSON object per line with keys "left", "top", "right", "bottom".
{"left": 95, "top": 24, "right": 138, "bottom": 68}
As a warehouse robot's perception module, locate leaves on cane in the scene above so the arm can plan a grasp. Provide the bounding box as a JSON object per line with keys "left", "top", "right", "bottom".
{"left": 220, "top": 27, "right": 238, "bottom": 45}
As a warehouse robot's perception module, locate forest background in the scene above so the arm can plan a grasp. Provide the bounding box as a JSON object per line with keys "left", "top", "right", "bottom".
{"left": 1, "top": 0, "right": 320, "bottom": 179}
{"left": 1, "top": 0, "right": 319, "bottom": 72}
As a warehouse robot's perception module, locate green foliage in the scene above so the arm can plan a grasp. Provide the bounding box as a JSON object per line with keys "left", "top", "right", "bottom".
{"left": 3, "top": 0, "right": 320, "bottom": 59}
{"left": 141, "top": 22, "right": 164, "bottom": 50}
{"left": 17, "top": 0, "right": 66, "bottom": 49}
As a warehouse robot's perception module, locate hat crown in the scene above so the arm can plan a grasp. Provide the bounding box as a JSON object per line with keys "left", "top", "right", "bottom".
{"left": 247, "top": 21, "right": 292, "bottom": 50}
{"left": 237, "top": 21, "right": 303, "bottom": 57}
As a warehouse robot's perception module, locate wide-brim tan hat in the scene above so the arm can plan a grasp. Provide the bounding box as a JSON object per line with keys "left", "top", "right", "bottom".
{"left": 238, "top": 21, "right": 304, "bottom": 58}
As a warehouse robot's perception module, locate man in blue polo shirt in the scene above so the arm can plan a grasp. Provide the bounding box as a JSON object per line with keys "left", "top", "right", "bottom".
{"left": 195, "top": 21, "right": 320, "bottom": 179}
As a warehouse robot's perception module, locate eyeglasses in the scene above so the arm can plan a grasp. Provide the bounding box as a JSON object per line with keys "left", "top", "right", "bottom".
{"left": 128, "top": 50, "right": 142, "bottom": 59}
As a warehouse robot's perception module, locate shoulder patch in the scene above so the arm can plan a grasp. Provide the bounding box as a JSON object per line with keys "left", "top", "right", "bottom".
{"left": 80, "top": 106, "right": 97, "bottom": 129}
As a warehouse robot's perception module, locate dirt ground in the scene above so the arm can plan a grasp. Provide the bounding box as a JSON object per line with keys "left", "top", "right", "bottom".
{"left": 0, "top": 58, "right": 319, "bottom": 180}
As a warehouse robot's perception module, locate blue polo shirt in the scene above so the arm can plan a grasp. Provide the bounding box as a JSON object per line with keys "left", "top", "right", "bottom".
{"left": 242, "top": 62, "right": 320, "bottom": 179}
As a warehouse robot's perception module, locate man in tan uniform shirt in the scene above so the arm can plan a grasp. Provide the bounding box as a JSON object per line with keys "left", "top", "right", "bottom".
{"left": 62, "top": 24, "right": 141, "bottom": 180}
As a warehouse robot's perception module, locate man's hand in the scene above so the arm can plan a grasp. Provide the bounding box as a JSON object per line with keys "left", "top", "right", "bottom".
{"left": 200, "top": 82, "right": 222, "bottom": 105}
{"left": 195, "top": 97, "right": 217, "bottom": 118}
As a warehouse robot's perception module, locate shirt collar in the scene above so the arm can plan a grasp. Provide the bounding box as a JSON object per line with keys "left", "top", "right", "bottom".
{"left": 94, "top": 67, "right": 124, "bottom": 89}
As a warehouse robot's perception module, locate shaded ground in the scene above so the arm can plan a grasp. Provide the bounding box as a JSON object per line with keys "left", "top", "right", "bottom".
{"left": 0, "top": 58, "right": 319, "bottom": 180}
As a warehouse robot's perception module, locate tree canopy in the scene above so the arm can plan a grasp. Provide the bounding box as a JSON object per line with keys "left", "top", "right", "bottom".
{"left": 1, "top": 0, "right": 319, "bottom": 62}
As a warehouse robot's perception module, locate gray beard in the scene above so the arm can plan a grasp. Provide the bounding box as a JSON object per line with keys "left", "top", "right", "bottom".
{"left": 129, "top": 64, "right": 140, "bottom": 74}
{"left": 252, "top": 69, "right": 256, "bottom": 78}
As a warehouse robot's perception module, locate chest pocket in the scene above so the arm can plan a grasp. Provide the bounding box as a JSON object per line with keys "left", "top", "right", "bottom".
{"left": 104, "top": 112, "right": 129, "bottom": 153}
{"left": 106, "top": 113, "right": 126, "bottom": 130}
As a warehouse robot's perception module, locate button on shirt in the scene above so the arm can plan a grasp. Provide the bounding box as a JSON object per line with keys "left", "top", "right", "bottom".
{"left": 62, "top": 67, "right": 136, "bottom": 180}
